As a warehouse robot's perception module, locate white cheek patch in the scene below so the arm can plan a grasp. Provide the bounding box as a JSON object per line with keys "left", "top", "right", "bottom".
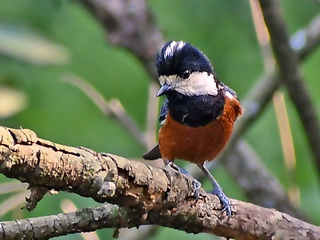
{"left": 159, "top": 73, "right": 218, "bottom": 96}
{"left": 175, "top": 72, "right": 218, "bottom": 96}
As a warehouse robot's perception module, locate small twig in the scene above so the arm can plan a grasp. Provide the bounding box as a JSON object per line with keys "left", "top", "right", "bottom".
{"left": 61, "top": 199, "right": 100, "bottom": 240}
{"left": 63, "top": 73, "right": 146, "bottom": 147}
{"left": 291, "top": 15, "right": 320, "bottom": 59}
{"left": 259, "top": 0, "right": 320, "bottom": 177}
{"left": 1, "top": 204, "right": 124, "bottom": 239}
{"left": 250, "top": 0, "right": 299, "bottom": 206}
{"left": 273, "top": 91, "right": 300, "bottom": 206}
{"left": 145, "top": 82, "right": 159, "bottom": 149}
{"left": 0, "top": 182, "right": 28, "bottom": 194}
{"left": 0, "top": 191, "right": 29, "bottom": 217}
{"left": 249, "top": 0, "right": 275, "bottom": 68}
{"left": 25, "top": 187, "right": 49, "bottom": 211}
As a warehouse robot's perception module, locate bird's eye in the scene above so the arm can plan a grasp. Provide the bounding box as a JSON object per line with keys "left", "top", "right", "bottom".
{"left": 181, "top": 70, "right": 191, "bottom": 79}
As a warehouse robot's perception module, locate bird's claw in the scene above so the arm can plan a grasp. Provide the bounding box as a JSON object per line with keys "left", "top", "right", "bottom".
{"left": 165, "top": 161, "right": 201, "bottom": 200}
{"left": 212, "top": 188, "right": 232, "bottom": 217}
{"left": 192, "top": 179, "right": 201, "bottom": 199}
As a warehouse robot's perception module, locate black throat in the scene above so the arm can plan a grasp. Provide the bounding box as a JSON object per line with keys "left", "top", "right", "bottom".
{"left": 166, "top": 91, "right": 225, "bottom": 127}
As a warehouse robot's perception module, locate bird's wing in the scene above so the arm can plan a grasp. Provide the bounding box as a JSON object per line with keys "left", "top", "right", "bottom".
{"left": 159, "top": 98, "right": 169, "bottom": 125}
{"left": 224, "top": 85, "right": 238, "bottom": 100}
{"left": 143, "top": 99, "right": 169, "bottom": 160}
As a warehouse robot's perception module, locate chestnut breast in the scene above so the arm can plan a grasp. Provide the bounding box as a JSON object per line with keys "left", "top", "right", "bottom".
{"left": 159, "top": 96, "right": 242, "bottom": 164}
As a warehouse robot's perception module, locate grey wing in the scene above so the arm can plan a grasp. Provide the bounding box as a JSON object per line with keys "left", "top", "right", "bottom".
{"left": 143, "top": 99, "right": 168, "bottom": 160}
{"left": 224, "top": 85, "right": 238, "bottom": 100}
{"left": 159, "top": 98, "right": 169, "bottom": 125}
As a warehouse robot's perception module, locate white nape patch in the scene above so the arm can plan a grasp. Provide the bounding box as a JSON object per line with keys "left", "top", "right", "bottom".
{"left": 164, "top": 41, "right": 185, "bottom": 59}
{"left": 225, "top": 90, "right": 234, "bottom": 100}
{"left": 159, "top": 72, "right": 219, "bottom": 96}
{"left": 160, "top": 118, "right": 166, "bottom": 125}
{"left": 225, "top": 86, "right": 238, "bottom": 100}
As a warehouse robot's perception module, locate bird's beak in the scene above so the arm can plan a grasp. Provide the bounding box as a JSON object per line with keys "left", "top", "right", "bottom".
{"left": 156, "top": 82, "right": 173, "bottom": 97}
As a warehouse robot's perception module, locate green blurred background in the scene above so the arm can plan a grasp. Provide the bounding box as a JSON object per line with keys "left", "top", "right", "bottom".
{"left": 0, "top": 0, "right": 319, "bottom": 239}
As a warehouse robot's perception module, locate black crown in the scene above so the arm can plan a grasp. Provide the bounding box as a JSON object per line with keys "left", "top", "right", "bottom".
{"left": 156, "top": 41, "right": 213, "bottom": 77}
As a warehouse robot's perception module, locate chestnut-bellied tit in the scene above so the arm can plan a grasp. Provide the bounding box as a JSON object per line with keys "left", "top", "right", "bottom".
{"left": 144, "top": 40, "right": 243, "bottom": 216}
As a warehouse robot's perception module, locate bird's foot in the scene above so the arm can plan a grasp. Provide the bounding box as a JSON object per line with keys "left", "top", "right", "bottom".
{"left": 197, "top": 163, "right": 232, "bottom": 217}
{"left": 165, "top": 161, "right": 188, "bottom": 174}
{"left": 212, "top": 188, "right": 231, "bottom": 217}
{"left": 192, "top": 179, "right": 201, "bottom": 199}
{"left": 165, "top": 160, "right": 201, "bottom": 199}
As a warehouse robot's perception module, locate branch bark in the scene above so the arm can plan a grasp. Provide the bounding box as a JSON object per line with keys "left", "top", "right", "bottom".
{"left": 1, "top": 204, "right": 122, "bottom": 239}
{"left": 0, "top": 126, "right": 319, "bottom": 240}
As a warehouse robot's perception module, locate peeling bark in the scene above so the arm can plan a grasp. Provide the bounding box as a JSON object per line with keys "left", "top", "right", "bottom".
{"left": 0, "top": 126, "right": 319, "bottom": 240}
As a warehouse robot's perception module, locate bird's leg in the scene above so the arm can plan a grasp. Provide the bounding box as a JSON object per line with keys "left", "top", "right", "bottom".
{"left": 197, "top": 163, "right": 231, "bottom": 216}
{"left": 164, "top": 160, "right": 201, "bottom": 199}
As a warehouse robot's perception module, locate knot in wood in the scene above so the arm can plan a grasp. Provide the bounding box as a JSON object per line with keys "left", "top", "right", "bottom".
{"left": 97, "top": 181, "right": 116, "bottom": 197}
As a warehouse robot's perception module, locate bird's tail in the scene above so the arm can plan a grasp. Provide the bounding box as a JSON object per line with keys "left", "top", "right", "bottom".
{"left": 143, "top": 145, "right": 162, "bottom": 160}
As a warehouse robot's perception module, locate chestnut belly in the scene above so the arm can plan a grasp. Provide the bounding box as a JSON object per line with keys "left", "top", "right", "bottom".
{"left": 159, "top": 112, "right": 234, "bottom": 164}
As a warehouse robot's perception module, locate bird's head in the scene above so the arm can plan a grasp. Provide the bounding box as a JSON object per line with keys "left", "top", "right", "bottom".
{"left": 156, "top": 41, "right": 222, "bottom": 97}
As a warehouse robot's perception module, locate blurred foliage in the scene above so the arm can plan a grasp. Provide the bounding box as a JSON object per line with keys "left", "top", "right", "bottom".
{"left": 0, "top": 0, "right": 319, "bottom": 239}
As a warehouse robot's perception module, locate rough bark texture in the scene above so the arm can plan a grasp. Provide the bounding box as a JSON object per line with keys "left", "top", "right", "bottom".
{"left": 0, "top": 126, "right": 319, "bottom": 240}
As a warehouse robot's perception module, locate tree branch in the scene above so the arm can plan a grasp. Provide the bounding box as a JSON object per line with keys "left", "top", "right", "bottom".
{"left": 0, "top": 126, "right": 319, "bottom": 239}
{"left": 259, "top": 0, "right": 320, "bottom": 176}
{"left": 1, "top": 204, "right": 129, "bottom": 239}
{"left": 2, "top": 202, "right": 193, "bottom": 239}
{"left": 63, "top": 73, "right": 147, "bottom": 147}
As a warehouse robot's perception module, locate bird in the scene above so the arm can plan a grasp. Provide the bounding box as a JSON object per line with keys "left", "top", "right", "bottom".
{"left": 143, "top": 40, "right": 243, "bottom": 216}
